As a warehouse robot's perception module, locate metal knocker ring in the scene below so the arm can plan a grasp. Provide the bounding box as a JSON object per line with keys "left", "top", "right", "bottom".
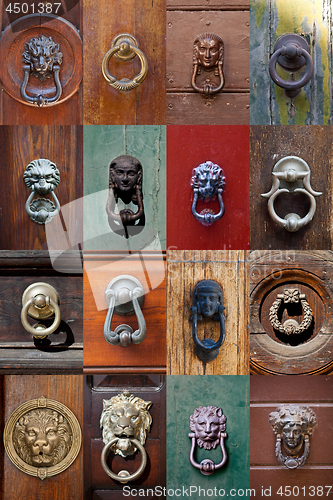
{"left": 101, "top": 438, "right": 147, "bottom": 483}
{"left": 191, "top": 161, "right": 226, "bottom": 226}
{"left": 102, "top": 34, "right": 148, "bottom": 92}
{"left": 21, "top": 283, "right": 61, "bottom": 339}
{"left": 189, "top": 432, "right": 227, "bottom": 475}
{"left": 269, "top": 288, "right": 313, "bottom": 336}
{"left": 21, "top": 64, "right": 62, "bottom": 107}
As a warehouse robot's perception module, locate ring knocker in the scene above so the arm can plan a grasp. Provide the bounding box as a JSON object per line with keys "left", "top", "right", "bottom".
{"left": 104, "top": 276, "right": 146, "bottom": 347}
{"left": 191, "top": 161, "right": 226, "bottom": 226}
{"left": 21, "top": 283, "right": 61, "bottom": 339}
{"left": 191, "top": 33, "right": 224, "bottom": 96}
{"left": 269, "top": 34, "right": 313, "bottom": 98}
{"left": 21, "top": 35, "right": 63, "bottom": 107}
{"left": 261, "top": 156, "right": 322, "bottom": 233}
{"left": 269, "top": 288, "right": 313, "bottom": 336}
{"left": 102, "top": 34, "right": 148, "bottom": 92}
{"left": 101, "top": 438, "right": 147, "bottom": 483}
{"left": 189, "top": 406, "right": 227, "bottom": 475}
{"left": 190, "top": 280, "right": 226, "bottom": 362}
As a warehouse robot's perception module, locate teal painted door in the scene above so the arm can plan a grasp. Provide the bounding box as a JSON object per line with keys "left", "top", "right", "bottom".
{"left": 251, "top": 0, "right": 333, "bottom": 124}
{"left": 83, "top": 125, "right": 166, "bottom": 251}
{"left": 167, "top": 376, "right": 250, "bottom": 498}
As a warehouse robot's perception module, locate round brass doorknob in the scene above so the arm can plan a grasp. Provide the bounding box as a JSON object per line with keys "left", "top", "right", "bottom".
{"left": 21, "top": 283, "right": 61, "bottom": 339}
{"left": 101, "top": 438, "right": 147, "bottom": 483}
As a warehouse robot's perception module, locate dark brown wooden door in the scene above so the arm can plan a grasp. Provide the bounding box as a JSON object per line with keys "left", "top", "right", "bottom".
{"left": 251, "top": 376, "right": 333, "bottom": 499}
{"left": 0, "top": 3, "right": 82, "bottom": 125}
{"left": 250, "top": 250, "right": 333, "bottom": 375}
{"left": 83, "top": 0, "right": 166, "bottom": 125}
{"left": 84, "top": 374, "right": 166, "bottom": 499}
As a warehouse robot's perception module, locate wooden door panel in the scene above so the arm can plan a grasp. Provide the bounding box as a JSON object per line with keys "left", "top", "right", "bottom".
{"left": 250, "top": 126, "right": 333, "bottom": 250}
{"left": 83, "top": 0, "right": 166, "bottom": 125}
{"left": 0, "top": 125, "right": 82, "bottom": 251}
{"left": 1, "top": 374, "right": 83, "bottom": 500}
{"left": 83, "top": 374, "right": 166, "bottom": 498}
{"left": 250, "top": 0, "right": 333, "bottom": 125}
{"left": 167, "top": 125, "right": 250, "bottom": 250}
{"left": 167, "top": 250, "right": 249, "bottom": 375}
{"left": 250, "top": 251, "right": 333, "bottom": 375}
{"left": 83, "top": 253, "right": 166, "bottom": 371}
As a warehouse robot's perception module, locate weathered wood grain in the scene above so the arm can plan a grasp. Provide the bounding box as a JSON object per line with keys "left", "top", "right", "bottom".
{"left": 167, "top": 0, "right": 249, "bottom": 8}
{"left": 167, "top": 250, "right": 249, "bottom": 375}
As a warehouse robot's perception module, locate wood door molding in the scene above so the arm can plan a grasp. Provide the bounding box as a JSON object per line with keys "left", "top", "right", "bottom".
{"left": 250, "top": 251, "right": 333, "bottom": 375}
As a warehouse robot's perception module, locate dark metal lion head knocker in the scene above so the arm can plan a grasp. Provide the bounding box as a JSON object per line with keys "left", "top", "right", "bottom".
{"left": 192, "top": 33, "right": 224, "bottom": 96}
{"left": 191, "top": 161, "right": 226, "bottom": 226}
{"left": 269, "top": 404, "right": 317, "bottom": 469}
{"left": 23, "top": 36, "right": 63, "bottom": 82}
{"left": 106, "top": 155, "right": 145, "bottom": 239}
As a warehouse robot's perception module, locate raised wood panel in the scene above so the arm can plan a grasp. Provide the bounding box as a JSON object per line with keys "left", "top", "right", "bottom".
{"left": 83, "top": 0, "right": 166, "bottom": 125}
{"left": 2, "top": 374, "right": 83, "bottom": 500}
{"left": 250, "top": 126, "right": 333, "bottom": 250}
{"left": 167, "top": 250, "right": 249, "bottom": 375}
{"left": 83, "top": 253, "right": 166, "bottom": 371}
{"left": 0, "top": 125, "right": 82, "bottom": 251}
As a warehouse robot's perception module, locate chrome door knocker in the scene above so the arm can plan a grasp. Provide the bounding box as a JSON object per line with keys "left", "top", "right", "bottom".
{"left": 189, "top": 405, "right": 227, "bottom": 475}
{"left": 24, "top": 159, "right": 61, "bottom": 224}
{"left": 190, "top": 280, "right": 226, "bottom": 362}
{"left": 261, "top": 156, "right": 322, "bottom": 232}
{"left": 192, "top": 34, "right": 224, "bottom": 96}
{"left": 191, "top": 161, "right": 226, "bottom": 226}
{"left": 106, "top": 155, "right": 145, "bottom": 239}
{"left": 100, "top": 390, "right": 152, "bottom": 483}
{"left": 269, "top": 288, "right": 313, "bottom": 336}
{"left": 269, "top": 404, "right": 317, "bottom": 469}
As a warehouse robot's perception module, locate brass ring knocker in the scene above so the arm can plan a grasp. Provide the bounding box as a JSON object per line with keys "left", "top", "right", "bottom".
{"left": 101, "top": 438, "right": 147, "bottom": 483}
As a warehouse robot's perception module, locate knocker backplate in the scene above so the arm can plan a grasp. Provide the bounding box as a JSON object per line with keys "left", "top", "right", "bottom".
{"left": 0, "top": 14, "right": 82, "bottom": 106}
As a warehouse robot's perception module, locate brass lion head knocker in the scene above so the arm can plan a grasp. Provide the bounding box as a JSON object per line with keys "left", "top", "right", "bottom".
{"left": 192, "top": 33, "right": 224, "bottom": 96}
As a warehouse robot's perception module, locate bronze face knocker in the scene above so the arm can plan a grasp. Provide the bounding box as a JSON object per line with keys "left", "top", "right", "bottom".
{"left": 192, "top": 34, "right": 224, "bottom": 96}
{"left": 106, "top": 155, "right": 145, "bottom": 239}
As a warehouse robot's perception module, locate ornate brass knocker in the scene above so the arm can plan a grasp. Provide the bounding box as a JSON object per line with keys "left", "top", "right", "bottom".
{"left": 261, "top": 156, "right": 322, "bottom": 232}
{"left": 269, "top": 405, "right": 317, "bottom": 469}
{"left": 21, "top": 35, "right": 63, "bottom": 107}
{"left": 191, "top": 34, "right": 224, "bottom": 96}
{"left": 21, "top": 283, "right": 61, "bottom": 339}
{"left": 102, "top": 34, "right": 148, "bottom": 92}
{"left": 104, "top": 276, "right": 146, "bottom": 347}
{"left": 191, "top": 161, "right": 226, "bottom": 226}
{"left": 269, "top": 288, "right": 313, "bottom": 336}
{"left": 24, "top": 159, "right": 61, "bottom": 224}
{"left": 189, "top": 406, "right": 227, "bottom": 475}
{"left": 100, "top": 391, "right": 152, "bottom": 483}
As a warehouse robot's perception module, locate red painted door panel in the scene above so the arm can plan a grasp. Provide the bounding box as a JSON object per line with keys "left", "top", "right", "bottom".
{"left": 167, "top": 125, "right": 250, "bottom": 250}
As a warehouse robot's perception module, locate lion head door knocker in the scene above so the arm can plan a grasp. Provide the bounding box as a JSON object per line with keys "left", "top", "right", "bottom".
{"left": 269, "top": 405, "right": 317, "bottom": 469}
{"left": 191, "top": 161, "right": 226, "bottom": 226}
{"left": 190, "top": 280, "right": 226, "bottom": 362}
{"left": 261, "top": 156, "right": 322, "bottom": 233}
{"left": 100, "top": 391, "right": 152, "bottom": 483}
{"left": 24, "top": 159, "right": 61, "bottom": 224}
{"left": 192, "top": 34, "right": 224, "bottom": 97}
{"left": 269, "top": 288, "right": 313, "bottom": 339}
{"left": 189, "top": 406, "right": 227, "bottom": 476}
{"left": 21, "top": 36, "right": 63, "bottom": 106}
{"left": 106, "top": 155, "right": 145, "bottom": 239}
{"left": 3, "top": 396, "right": 82, "bottom": 480}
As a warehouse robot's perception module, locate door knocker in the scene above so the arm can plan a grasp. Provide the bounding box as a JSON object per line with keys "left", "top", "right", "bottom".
{"left": 269, "top": 34, "right": 313, "bottom": 98}
{"left": 24, "top": 159, "right": 61, "bottom": 224}
{"left": 192, "top": 34, "right": 224, "bottom": 96}
{"left": 269, "top": 405, "right": 317, "bottom": 469}
{"left": 21, "top": 35, "right": 62, "bottom": 106}
{"left": 100, "top": 390, "right": 152, "bottom": 483}
{"left": 261, "top": 156, "right": 322, "bottom": 232}
{"left": 102, "top": 34, "right": 148, "bottom": 92}
{"left": 189, "top": 406, "right": 227, "bottom": 475}
{"left": 191, "top": 161, "right": 226, "bottom": 226}
{"left": 3, "top": 395, "right": 82, "bottom": 480}
{"left": 21, "top": 283, "right": 61, "bottom": 339}
{"left": 106, "top": 155, "right": 145, "bottom": 239}
{"left": 104, "top": 276, "right": 146, "bottom": 347}
{"left": 269, "top": 288, "right": 313, "bottom": 336}
{"left": 190, "top": 280, "right": 226, "bottom": 362}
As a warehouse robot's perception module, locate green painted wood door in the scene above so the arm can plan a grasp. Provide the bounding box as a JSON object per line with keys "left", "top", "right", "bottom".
{"left": 83, "top": 125, "right": 166, "bottom": 251}
{"left": 167, "top": 376, "right": 250, "bottom": 498}
{"left": 251, "top": 0, "right": 333, "bottom": 124}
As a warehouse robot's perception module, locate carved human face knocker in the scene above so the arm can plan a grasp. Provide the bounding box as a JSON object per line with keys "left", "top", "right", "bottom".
{"left": 189, "top": 406, "right": 227, "bottom": 475}
{"left": 192, "top": 34, "right": 224, "bottom": 96}
{"left": 191, "top": 161, "right": 226, "bottom": 226}
{"left": 106, "top": 155, "right": 145, "bottom": 239}
{"left": 100, "top": 390, "right": 152, "bottom": 483}
{"left": 269, "top": 404, "right": 317, "bottom": 469}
